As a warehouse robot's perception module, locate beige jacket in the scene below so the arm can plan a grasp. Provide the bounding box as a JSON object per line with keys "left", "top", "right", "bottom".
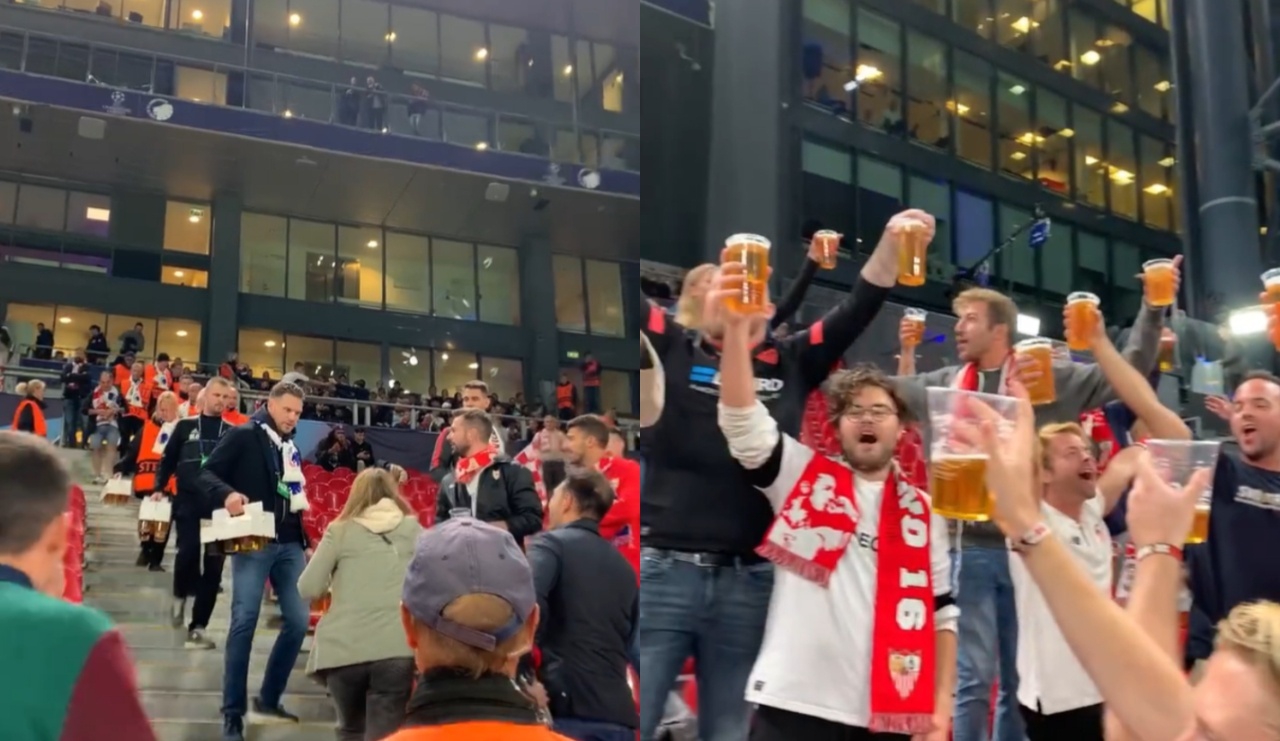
{"left": 298, "top": 498, "right": 422, "bottom": 674}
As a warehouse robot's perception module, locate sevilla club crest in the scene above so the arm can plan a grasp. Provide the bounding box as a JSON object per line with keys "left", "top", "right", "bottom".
{"left": 888, "top": 650, "right": 922, "bottom": 699}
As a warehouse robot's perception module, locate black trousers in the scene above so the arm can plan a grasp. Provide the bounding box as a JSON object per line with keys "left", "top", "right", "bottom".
{"left": 1020, "top": 702, "right": 1104, "bottom": 741}
{"left": 118, "top": 416, "right": 143, "bottom": 459}
{"left": 541, "top": 460, "right": 567, "bottom": 496}
{"left": 324, "top": 657, "right": 415, "bottom": 741}
{"left": 749, "top": 705, "right": 910, "bottom": 741}
{"left": 172, "top": 512, "right": 225, "bottom": 630}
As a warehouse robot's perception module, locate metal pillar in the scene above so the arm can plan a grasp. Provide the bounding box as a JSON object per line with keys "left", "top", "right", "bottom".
{"left": 1167, "top": 0, "right": 1202, "bottom": 317}
{"left": 1183, "top": 0, "right": 1262, "bottom": 316}
{"left": 702, "top": 0, "right": 790, "bottom": 263}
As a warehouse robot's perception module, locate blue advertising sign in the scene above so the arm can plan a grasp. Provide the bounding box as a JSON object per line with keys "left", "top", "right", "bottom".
{"left": 1028, "top": 218, "right": 1051, "bottom": 249}
{"left": 0, "top": 71, "right": 639, "bottom": 198}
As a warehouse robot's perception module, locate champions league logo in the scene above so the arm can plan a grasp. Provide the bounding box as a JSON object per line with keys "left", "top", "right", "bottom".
{"left": 577, "top": 168, "right": 601, "bottom": 189}
{"left": 103, "top": 90, "right": 130, "bottom": 116}
{"left": 542, "top": 162, "right": 566, "bottom": 187}
{"left": 147, "top": 99, "right": 175, "bottom": 122}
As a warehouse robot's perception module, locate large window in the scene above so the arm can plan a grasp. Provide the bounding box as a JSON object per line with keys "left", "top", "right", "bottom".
{"left": 172, "top": 0, "right": 233, "bottom": 38}
{"left": 1108, "top": 120, "right": 1138, "bottom": 220}
{"left": 336, "top": 225, "right": 384, "bottom": 309}
{"left": 601, "top": 370, "right": 634, "bottom": 415}
{"left": 335, "top": 340, "right": 380, "bottom": 384}
{"left": 953, "top": 51, "right": 994, "bottom": 168}
{"left": 440, "top": 14, "right": 487, "bottom": 87}
{"left": 856, "top": 155, "right": 903, "bottom": 248}
{"left": 953, "top": 0, "right": 993, "bottom": 37}
{"left": 238, "top": 328, "right": 285, "bottom": 378}
{"left": 0, "top": 181, "right": 15, "bottom": 223}
{"left": 1140, "top": 136, "right": 1173, "bottom": 230}
{"left": 15, "top": 185, "right": 69, "bottom": 232}
{"left": 584, "top": 260, "right": 625, "bottom": 337}
{"left": 857, "top": 10, "right": 903, "bottom": 135}
{"left": 164, "top": 201, "right": 211, "bottom": 254}
{"left": 174, "top": 66, "right": 227, "bottom": 105}
{"left": 477, "top": 245, "right": 520, "bottom": 326}
{"left": 954, "top": 190, "right": 994, "bottom": 267}
{"left": 241, "top": 213, "right": 288, "bottom": 297}
{"left": 1037, "top": 90, "right": 1072, "bottom": 196}
{"left": 996, "top": 72, "right": 1033, "bottom": 180}
{"left": 163, "top": 266, "right": 209, "bottom": 288}
{"left": 1076, "top": 230, "right": 1110, "bottom": 296}
{"left": 906, "top": 32, "right": 949, "bottom": 149}
{"left": 4, "top": 304, "right": 202, "bottom": 362}
{"left": 1067, "top": 9, "right": 1103, "bottom": 89}
{"left": 290, "top": 219, "right": 337, "bottom": 302}
{"left": 432, "top": 239, "right": 476, "bottom": 320}
{"left": 997, "top": 203, "right": 1037, "bottom": 290}
{"left": 480, "top": 356, "right": 523, "bottom": 401}
{"left": 158, "top": 318, "right": 202, "bottom": 363}
{"left": 105, "top": 314, "right": 157, "bottom": 357}
{"left": 342, "top": 0, "right": 391, "bottom": 67}
{"left": 66, "top": 192, "right": 111, "bottom": 238}
{"left": 390, "top": 346, "right": 430, "bottom": 392}
{"left": 802, "top": 0, "right": 854, "bottom": 112}
{"left": 285, "top": 334, "right": 336, "bottom": 378}
{"left": 553, "top": 254, "right": 587, "bottom": 332}
{"left": 1098, "top": 25, "right": 1134, "bottom": 105}
{"left": 1040, "top": 219, "right": 1074, "bottom": 297}
{"left": 389, "top": 5, "right": 441, "bottom": 76}
{"left": 1075, "top": 107, "right": 1107, "bottom": 209}
{"left": 384, "top": 231, "right": 430, "bottom": 314}
{"left": 1134, "top": 44, "right": 1170, "bottom": 121}
{"left": 433, "top": 348, "right": 479, "bottom": 394}
{"left": 909, "top": 175, "right": 952, "bottom": 265}
{"left": 801, "top": 138, "right": 857, "bottom": 240}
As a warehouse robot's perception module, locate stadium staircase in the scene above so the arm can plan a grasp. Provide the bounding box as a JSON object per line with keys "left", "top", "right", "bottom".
{"left": 68, "top": 449, "right": 335, "bottom": 740}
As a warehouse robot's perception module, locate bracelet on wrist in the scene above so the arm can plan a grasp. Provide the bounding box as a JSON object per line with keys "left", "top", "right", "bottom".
{"left": 1009, "top": 522, "right": 1052, "bottom": 553}
{"left": 1135, "top": 543, "right": 1184, "bottom": 563}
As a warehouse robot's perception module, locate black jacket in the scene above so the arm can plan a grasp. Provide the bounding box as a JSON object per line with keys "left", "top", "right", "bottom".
{"left": 429, "top": 427, "right": 507, "bottom": 483}
{"left": 198, "top": 411, "right": 306, "bottom": 545}
{"left": 156, "top": 415, "right": 233, "bottom": 518}
{"left": 434, "top": 460, "right": 542, "bottom": 542}
{"left": 526, "top": 519, "right": 638, "bottom": 728}
{"left": 61, "top": 361, "right": 92, "bottom": 401}
{"left": 400, "top": 669, "right": 549, "bottom": 730}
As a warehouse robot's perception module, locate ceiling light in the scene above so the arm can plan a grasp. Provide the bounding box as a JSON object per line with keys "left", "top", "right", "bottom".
{"left": 1111, "top": 102, "right": 1129, "bottom": 114}
{"left": 563, "top": 64, "right": 573, "bottom": 76}
{"left": 59, "top": 316, "right": 72, "bottom": 324}
{"left": 1085, "top": 155, "right": 1099, "bottom": 166}
{"left": 475, "top": 142, "right": 488, "bottom": 150}
{"left": 1095, "top": 38, "right": 1116, "bottom": 48}
{"left": 615, "top": 72, "right": 624, "bottom": 83}
{"left": 264, "top": 340, "right": 277, "bottom": 347}
{"left": 1110, "top": 169, "right": 1135, "bottom": 183}
{"left": 855, "top": 64, "right": 882, "bottom": 82}
{"left": 86, "top": 207, "right": 110, "bottom": 222}
{"left": 468, "top": 362, "right": 479, "bottom": 369}
{"left": 441, "top": 352, "right": 449, "bottom": 361}
{"left": 187, "top": 210, "right": 202, "bottom": 223}
{"left": 1158, "top": 156, "right": 1176, "bottom": 167}
{"left": 1263, "top": 226, "right": 1269, "bottom": 235}
{"left": 191, "top": 9, "right": 203, "bottom": 20}
{"left": 176, "top": 330, "right": 189, "bottom": 337}
{"left": 385, "top": 31, "right": 396, "bottom": 42}
{"left": 174, "top": 270, "right": 185, "bottom": 277}
{"left": 474, "top": 47, "right": 488, "bottom": 61}
{"left": 1228, "top": 306, "right": 1268, "bottom": 336}
{"left": 283, "top": 109, "right": 293, "bottom": 118}
{"left": 1154, "top": 80, "right": 1172, "bottom": 92}
{"left": 1144, "top": 184, "right": 1169, "bottom": 195}
{"left": 366, "top": 240, "right": 378, "bottom": 248}
{"left": 408, "top": 355, "right": 418, "bottom": 366}
{"left": 1059, "top": 128, "right": 1075, "bottom": 138}
{"left": 1080, "top": 50, "right": 1101, "bottom": 66}
{"left": 946, "top": 100, "right": 970, "bottom": 115}
{"left": 1053, "top": 59, "right": 1072, "bottom": 72}
{"left": 288, "top": 12, "right": 301, "bottom": 25}
{"left": 1009, "top": 84, "right": 1026, "bottom": 95}
{"left": 1010, "top": 151, "right": 1027, "bottom": 160}
{"left": 1017, "top": 314, "right": 1041, "bottom": 337}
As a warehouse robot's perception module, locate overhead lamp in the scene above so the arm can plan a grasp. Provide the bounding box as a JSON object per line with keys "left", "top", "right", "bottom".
{"left": 1144, "top": 183, "right": 1169, "bottom": 195}
{"left": 1080, "top": 50, "right": 1101, "bottom": 66}
{"left": 1110, "top": 102, "right": 1129, "bottom": 114}
{"left": 1228, "top": 306, "right": 1268, "bottom": 337}
{"left": 264, "top": 340, "right": 277, "bottom": 347}
{"left": 1154, "top": 80, "right": 1172, "bottom": 92}
{"left": 1010, "top": 151, "right": 1027, "bottom": 160}
{"left": 174, "top": 270, "right": 185, "bottom": 277}
{"left": 1011, "top": 16, "right": 1038, "bottom": 34}
{"left": 474, "top": 47, "right": 488, "bottom": 61}
{"left": 1158, "top": 156, "right": 1176, "bottom": 167}
{"left": 1111, "top": 169, "right": 1135, "bottom": 184}
{"left": 441, "top": 352, "right": 449, "bottom": 361}
{"left": 475, "top": 141, "right": 488, "bottom": 150}
{"left": 1017, "top": 314, "right": 1041, "bottom": 337}
{"left": 188, "top": 209, "right": 202, "bottom": 223}
{"left": 86, "top": 207, "right": 110, "bottom": 222}
{"left": 366, "top": 240, "right": 378, "bottom": 248}
{"left": 191, "top": 9, "right": 203, "bottom": 20}
{"left": 1059, "top": 127, "right": 1075, "bottom": 138}
{"left": 1085, "top": 155, "right": 1099, "bottom": 166}
{"left": 854, "top": 64, "right": 882, "bottom": 82}
{"left": 1009, "top": 84, "right": 1026, "bottom": 95}
{"left": 59, "top": 316, "right": 72, "bottom": 324}
{"left": 468, "top": 362, "right": 479, "bottom": 369}
{"left": 288, "top": 12, "right": 301, "bottom": 25}
{"left": 946, "top": 100, "right": 970, "bottom": 115}
{"left": 176, "top": 330, "right": 189, "bottom": 337}
{"left": 283, "top": 109, "right": 293, "bottom": 118}
{"left": 385, "top": 31, "right": 396, "bottom": 42}
{"left": 563, "top": 64, "right": 574, "bottom": 76}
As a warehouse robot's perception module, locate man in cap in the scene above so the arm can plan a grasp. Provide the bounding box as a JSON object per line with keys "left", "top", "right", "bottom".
{"left": 385, "top": 518, "right": 570, "bottom": 741}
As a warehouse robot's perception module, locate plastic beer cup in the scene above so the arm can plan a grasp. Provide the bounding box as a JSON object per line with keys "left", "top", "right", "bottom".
{"left": 897, "top": 222, "right": 928, "bottom": 287}
{"left": 1142, "top": 258, "right": 1176, "bottom": 308}
{"left": 722, "top": 233, "right": 771, "bottom": 314}
{"left": 1262, "top": 268, "right": 1280, "bottom": 350}
{"left": 813, "top": 230, "right": 840, "bottom": 270}
{"left": 925, "top": 387, "right": 1020, "bottom": 521}
{"left": 1015, "top": 338, "right": 1057, "bottom": 406}
{"left": 1065, "top": 291, "right": 1101, "bottom": 352}
{"left": 1144, "top": 439, "right": 1221, "bottom": 544}
{"left": 903, "top": 308, "right": 927, "bottom": 348}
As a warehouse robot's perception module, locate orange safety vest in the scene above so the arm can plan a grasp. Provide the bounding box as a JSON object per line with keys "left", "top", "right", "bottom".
{"left": 123, "top": 378, "right": 147, "bottom": 419}
{"left": 11, "top": 398, "right": 47, "bottom": 437}
{"left": 555, "top": 382, "right": 575, "bottom": 410}
{"left": 223, "top": 409, "right": 249, "bottom": 426}
{"left": 383, "top": 721, "right": 571, "bottom": 741}
{"left": 133, "top": 419, "right": 176, "bottom": 496}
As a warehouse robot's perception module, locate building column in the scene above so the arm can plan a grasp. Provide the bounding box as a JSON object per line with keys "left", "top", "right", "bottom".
{"left": 519, "top": 236, "right": 559, "bottom": 405}
{"left": 702, "top": 0, "right": 791, "bottom": 264}
{"left": 205, "top": 193, "right": 242, "bottom": 364}
{"left": 1180, "top": 0, "right": 1262, "bottom": 316}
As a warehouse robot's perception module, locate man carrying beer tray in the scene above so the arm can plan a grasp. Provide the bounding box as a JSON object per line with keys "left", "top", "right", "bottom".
{"left": 637, "top": 211, "right": 935, "bottom": 741}
{"left": 712, "top": 266, "right": 956, "bottom": 741}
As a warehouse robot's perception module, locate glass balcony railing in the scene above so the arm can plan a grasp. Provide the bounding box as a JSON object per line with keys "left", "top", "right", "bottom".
{"left": 0, "top": 25, "right": 640, "bottom": 172}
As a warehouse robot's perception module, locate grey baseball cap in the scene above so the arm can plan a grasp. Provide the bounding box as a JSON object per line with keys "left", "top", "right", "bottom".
{"left": 401, "top": 518, "right": 536, "bottom": 651}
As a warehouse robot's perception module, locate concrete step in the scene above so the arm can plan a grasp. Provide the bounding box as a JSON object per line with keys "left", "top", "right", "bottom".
{"left": 134, "top": 662, "right": 321, "bottom": 694}
{"left": 118, "top": 624, "right": 314, "bottom": 653}
{"left": 141, "top": 690, "right": 336, "bottom": 723}
{"left": 130, "top": 646, "right": 309, "bottom": 672}
{"left": 152, "top": 719, "right": 335, "bottom": 741}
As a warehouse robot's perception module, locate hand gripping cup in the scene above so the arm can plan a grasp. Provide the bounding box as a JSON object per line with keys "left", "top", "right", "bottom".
{"left": 1143, "top": 259, "right": 1177, "bottom": 308}
{"left": 1065, "top": 291, "right": 1101, "bottom": 352}
{"left": 897, "top": 221, "right": 928, "bottom": 287}
{"left": 903, "top": 308, "right": 927, "bottom": 348}
{"left": 926, "top": 387, "right": 1020, "bottom": 521}
{"left": 1014, "top": 338, "right": 1057, "bottom": 406}
{"left": 1144, "top": 439, "right": 1222, "bottom": 544}
{"left": 722, "top": 233, "right": 771, "bottom": 314}
{"left": 813, "top": 230, "right": 840, "bottom": 270}
{"left": 1262, "top": 268, "right": 1280, "bottom": 350}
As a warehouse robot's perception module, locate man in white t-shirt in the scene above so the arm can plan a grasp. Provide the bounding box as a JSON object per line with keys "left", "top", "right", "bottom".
{"left": 715, "top": 301, "right": 957, "bottom": 741}
{"left": 1010, "top": 422, "right": 1117, "bottom": 740}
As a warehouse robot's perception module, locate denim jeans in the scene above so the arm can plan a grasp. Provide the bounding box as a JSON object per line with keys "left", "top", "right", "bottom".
{"left": 638, "top": 548, "right": 773, "bottom": 741}
{"left": 554, "top": 717, "right": 636, "bottom": 741}
{"left": 222, "top": 541, "right": 309, "bottom": 718}
{"left": 952, "top": 546, "right": 1027, "bottom": 741}
{"left": 62, "top": 397, "right": 84, "bottom": 447}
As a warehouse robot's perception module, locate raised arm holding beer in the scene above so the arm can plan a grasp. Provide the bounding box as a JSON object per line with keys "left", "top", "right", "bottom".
{"left": 633, "top": 211, "right": 934, "bottom": 741}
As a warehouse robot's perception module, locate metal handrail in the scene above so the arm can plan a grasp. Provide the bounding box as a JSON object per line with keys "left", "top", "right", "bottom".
{"left": 0, "top": 23, "right": 640, "bottom": 172}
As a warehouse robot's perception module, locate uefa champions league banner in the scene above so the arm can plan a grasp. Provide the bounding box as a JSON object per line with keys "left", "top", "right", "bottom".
{"left": 0, "top": 70, "right": 639, "bottom": 199}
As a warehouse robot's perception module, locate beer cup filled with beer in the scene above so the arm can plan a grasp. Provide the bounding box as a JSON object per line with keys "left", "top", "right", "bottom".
{"left": 1142, "top": 258, "right": 1177, "bottom": 308}
{"left": 896, "top": 222, "right": 928, "bottom": 287}
{"left": 1262, "top": 268, "right": 1280, "bottom": 350}
{"left": 902, "top": 308, "right": 927, "bottom": 348}
{"left": 812, "top": 230, "right": 840, "bottom": 270}
{"left": 1144, "top": 439, "right": 1222, "bottom": 544}
{"left": 925, "top": 387, "right": 1020, "bottom": 521}
{"left": 1065, "top": 291, "right": 1101, "bottom": 352}
{"left": 722, "top": 233, "right": 772, "bottom": 315}
{"left": 1014, "top": 338, "right": 1057, "bottom": 406}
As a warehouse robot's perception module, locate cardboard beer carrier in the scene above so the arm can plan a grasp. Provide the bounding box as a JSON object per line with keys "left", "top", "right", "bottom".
{"left": 101, "top": 475, "right": 134, "bottom": 506}
{"left": 137, "top": 498, "right": 172, "bottom": 543}
{"left": 201, "top": 501, "right": 275, "bottom": 555}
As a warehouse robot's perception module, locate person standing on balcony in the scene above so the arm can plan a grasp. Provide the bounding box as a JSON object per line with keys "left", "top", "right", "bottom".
{"left": 581, "top": 355, "right": 602, "bottom": 414}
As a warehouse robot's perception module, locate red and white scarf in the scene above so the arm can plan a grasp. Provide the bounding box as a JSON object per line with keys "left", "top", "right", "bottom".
{"left": 952, "top": 355, "right": 1014, "bottom": 393}
{"left": 756, "top": 454, "right": 937, "bottom": 733}
{"left": 455, "top": 445, "right": 497, "bottom": 485}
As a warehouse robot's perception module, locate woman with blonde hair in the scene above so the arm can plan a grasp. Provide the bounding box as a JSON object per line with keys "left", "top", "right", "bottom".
{"left": 298, "top": 467, "right": 423, "bottom": 741}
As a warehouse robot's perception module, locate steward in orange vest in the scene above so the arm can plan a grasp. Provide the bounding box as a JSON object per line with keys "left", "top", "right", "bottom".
{"left": 117, "top": 391, "right": 180, "bottom": 570}
{"left": 11, "top": 387, "right": 48, "bottom": 438}
{"left": 555, "top": 380, "right": 577, "bottom": 421}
